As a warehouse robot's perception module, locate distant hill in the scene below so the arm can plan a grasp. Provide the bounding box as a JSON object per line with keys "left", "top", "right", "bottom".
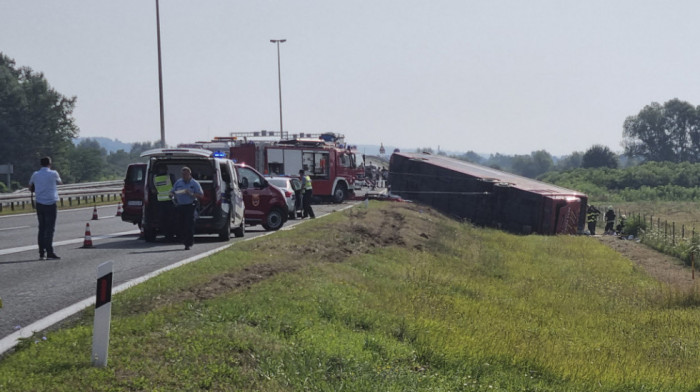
{"left": 73, "top": 137, "right": 132, "bottom": 153}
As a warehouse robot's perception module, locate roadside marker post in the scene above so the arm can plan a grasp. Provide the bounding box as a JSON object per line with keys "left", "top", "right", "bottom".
{"left": 92, "top": 261, "right": 113, "bottom": 368}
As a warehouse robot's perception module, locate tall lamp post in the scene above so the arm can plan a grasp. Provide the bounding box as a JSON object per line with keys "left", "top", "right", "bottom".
{"left": 155, "top": 0, "right": 166, "bottom": 146}
{"left": 270, "top": 39, "right": 286, "bottom": 139}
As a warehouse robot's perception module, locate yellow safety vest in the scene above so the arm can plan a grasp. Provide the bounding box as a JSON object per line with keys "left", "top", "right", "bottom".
{"left": 303, "top": 175, "right": 313, "bottom": 191}
{"left": 155, "top": 174, "right": 172, "bottom": 201}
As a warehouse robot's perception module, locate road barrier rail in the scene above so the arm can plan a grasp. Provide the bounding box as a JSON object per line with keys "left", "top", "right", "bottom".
{"left": 0, "top": 180, "right": 123, "bottom": 213}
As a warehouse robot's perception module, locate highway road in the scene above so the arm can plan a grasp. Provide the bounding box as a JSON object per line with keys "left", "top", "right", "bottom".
{"left": 0, "top": 201, "right": 355, "bottom": 350}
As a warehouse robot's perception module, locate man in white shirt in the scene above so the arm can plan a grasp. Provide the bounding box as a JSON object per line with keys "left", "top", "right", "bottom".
{"left": 29, "top": 157, "right": 63, "bottom": 260}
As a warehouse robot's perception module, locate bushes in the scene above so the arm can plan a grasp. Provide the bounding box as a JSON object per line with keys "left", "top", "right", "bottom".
{"left": 540, "top": 162, "right": 700, "bottom": 202}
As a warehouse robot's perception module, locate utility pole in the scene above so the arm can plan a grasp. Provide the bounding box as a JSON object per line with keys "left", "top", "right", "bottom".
{"left": 155, "top": 0, "right": 166, "bottom": 146}
{"left": 270, "top": 39, "right": 286, "bottom": 140}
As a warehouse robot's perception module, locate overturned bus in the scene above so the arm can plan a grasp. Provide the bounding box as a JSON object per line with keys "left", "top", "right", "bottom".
{"left": 389, "top": 152, "right": 588, "bottom": 235}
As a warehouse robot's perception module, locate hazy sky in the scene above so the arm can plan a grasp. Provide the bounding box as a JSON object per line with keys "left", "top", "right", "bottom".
{"left": 2, "top": 1, "right": 699, "bottom": 156}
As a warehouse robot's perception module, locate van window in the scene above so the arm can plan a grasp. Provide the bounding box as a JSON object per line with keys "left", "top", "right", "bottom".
{"left": 238, "top": 166, "right": 263, "bottom": 188}
{"left": 126, "top": 165, "right": 145, "bottom": 184}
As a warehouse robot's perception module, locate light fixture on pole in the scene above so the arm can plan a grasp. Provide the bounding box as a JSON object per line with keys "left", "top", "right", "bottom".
{"left": 270, "top": 39, "right": 286, "bottom": 140}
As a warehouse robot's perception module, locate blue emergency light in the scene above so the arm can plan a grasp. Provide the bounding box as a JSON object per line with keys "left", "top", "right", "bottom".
{"left": 212, "top": 151, "right": 227, "bottom": 158}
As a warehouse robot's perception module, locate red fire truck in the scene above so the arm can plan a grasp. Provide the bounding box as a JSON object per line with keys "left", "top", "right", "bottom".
{"left": 210, "top": 132, "right": 364, "bottom": 203}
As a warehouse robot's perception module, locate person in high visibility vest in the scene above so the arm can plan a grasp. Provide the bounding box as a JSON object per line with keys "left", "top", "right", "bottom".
{"left": 299, "top": 169, "right": 315, "bottom": 219}
{"left": 154, "top": 167, "right": 176, "bottom": 239}
{"left": 154, "top": 169, "right": 174, "bottom": 201}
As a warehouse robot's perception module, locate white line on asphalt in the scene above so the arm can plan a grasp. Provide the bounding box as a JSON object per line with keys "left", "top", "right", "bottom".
{"left": 0, "top": 237, "right": 248, "bottom": 357}
{"left": 0, "top": 204, "right": 359, "bottom": 357}
{"left": 0, "top": 226, "right": 30, "bottom": 231}
{"left": 0, "top": 205, "right": 121, "bottom": 219}
{"left": 0, "top": 230, "right": 140, "bottom": 256}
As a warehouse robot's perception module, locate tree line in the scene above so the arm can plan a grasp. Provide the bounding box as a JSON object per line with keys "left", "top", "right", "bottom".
{"left": 0, "top": 53, "right": 162, "bottom": 191}
{"left": 4, "top": 51, "right": 700, "bottom": 191}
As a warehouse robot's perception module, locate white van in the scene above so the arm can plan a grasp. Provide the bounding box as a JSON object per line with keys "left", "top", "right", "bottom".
{"left": 140, "top": 148, "right": 245, "bottom": 241}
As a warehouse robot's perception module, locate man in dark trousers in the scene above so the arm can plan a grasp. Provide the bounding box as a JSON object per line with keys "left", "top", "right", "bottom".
{"left": 299, "top": 169, "right": 315, "bottom": 219}
{"left": 586, "top": 205, "right": 601, "bottom": 235}
{"left": 29, "top": 156, "right": 63, "bottom": 260}
{"left": 604, "top": 206, "right": 616, "bottom": 234}
{"left": 169, "top": 167, "right": 204, "bottom": 250}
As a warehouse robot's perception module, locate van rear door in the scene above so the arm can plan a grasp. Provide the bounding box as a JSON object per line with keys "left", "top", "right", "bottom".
{"left": 121, "top": 163, "right": 146, "bottom": 225}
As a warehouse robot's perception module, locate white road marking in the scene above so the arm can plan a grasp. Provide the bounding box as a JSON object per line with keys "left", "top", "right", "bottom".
{"left": 0, "top": 226, "right": 30, "bottom": 232}
{"left": 0, "top": 230, "right": 140, "bottom": 256}
{"left": 0, "top": 239, "right": 243, "bottom": 356}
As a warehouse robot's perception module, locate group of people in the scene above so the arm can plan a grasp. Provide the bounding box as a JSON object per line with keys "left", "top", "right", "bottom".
{"left": 27, "top": 157, "right": 319, "bottom": 258}
{"left": 586, "top": 205, "right": 626, "bottom": 236}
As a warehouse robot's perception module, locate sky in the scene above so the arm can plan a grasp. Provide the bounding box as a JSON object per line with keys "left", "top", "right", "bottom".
{"left": 2, "top": 1, "right": 700, "bottom": 156}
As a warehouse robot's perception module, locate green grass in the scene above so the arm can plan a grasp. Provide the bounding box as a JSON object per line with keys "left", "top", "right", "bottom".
{"left": 2, "top": 202, "right": 700, "bottom": 391}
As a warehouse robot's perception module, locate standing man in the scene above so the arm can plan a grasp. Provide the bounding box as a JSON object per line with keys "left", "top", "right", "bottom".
{"left": 604, "top": 206, "right": 616, "bottom": 234}
{"left": 29, "top": 156, "right": 63, "bottom": 260}
{"left": 586, "top": 205, "right": 601, "bottom": 235}
{"left": 299, "top": 169, "right": 315, "bottom": 219}
{"left": 170, "top": 167, "right": 204, "bottom": 250}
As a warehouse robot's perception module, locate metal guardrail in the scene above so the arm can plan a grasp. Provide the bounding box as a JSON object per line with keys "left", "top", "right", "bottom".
{"left": 0, "top": 180, "right": 123, "bottom": 213}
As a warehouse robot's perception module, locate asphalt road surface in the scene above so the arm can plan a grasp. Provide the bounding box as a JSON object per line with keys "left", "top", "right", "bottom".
{"left": 0, "top": 202, "right": 355, "bottom": 347}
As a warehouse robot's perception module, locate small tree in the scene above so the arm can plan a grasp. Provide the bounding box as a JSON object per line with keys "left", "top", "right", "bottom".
{"left": 582, "top": 145, "right": 618, "bottom": 169}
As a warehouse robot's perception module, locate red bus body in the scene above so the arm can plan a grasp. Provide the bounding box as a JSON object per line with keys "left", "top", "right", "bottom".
{"left": 389, "top": 152, "right": 588, "bottom": 235}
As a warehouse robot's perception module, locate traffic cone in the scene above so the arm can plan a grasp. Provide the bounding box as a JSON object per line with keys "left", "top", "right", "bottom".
{"left": 91, "top": 206, "right": 98, "bottom": 220}
{"left": 115, "top": 203, "right": 122, "bottom": 216}
{"left": 81, "top": 222, "right": 94, "bottom": 248}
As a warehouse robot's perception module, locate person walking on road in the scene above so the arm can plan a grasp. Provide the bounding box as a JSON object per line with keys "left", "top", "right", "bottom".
{"left": 299, "top": 169, "right": 315, "bottom": 219}
{"left": 29, "top": 156, "right": 63, "bottom": 260}
{"left": 170, "top": 167, "right": 204, "bottom": 250}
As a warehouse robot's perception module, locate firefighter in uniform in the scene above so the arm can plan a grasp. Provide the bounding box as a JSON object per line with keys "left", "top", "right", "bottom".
{"left": 299, "top": 169, "right": 315, "bottom": 219}
{"left": 586, "top": 205, "right": 601, "bottom": 235}
{"left": 604, "top": 206, "right": 616, "bottom": 234}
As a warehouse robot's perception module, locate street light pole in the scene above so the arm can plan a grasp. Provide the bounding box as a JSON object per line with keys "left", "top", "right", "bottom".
{"left": 155, "top": 0, "right": 166, "bottom": 147}
{"left": 270, "top": 39, "right": 286, "bottom": 139}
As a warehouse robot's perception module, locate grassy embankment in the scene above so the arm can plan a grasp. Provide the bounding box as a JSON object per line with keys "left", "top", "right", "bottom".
{"left": 2, "top": 202, "right": 700, "bottom": 391}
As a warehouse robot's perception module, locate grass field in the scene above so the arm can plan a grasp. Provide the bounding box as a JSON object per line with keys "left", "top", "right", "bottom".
{"left": 2, "top": 201, "right": 700, "bottom": 391}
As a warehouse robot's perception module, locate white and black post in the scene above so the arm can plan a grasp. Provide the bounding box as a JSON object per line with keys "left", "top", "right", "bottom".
{"left": 92, "top": 261, "right": 113, "bottom": 367}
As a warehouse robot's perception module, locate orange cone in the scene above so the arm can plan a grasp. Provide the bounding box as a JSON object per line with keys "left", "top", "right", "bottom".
{"left": 91, "top": 206, "right": 98, "bottom": 220}
{"left": 115, "top": 203, "right": 122, "bottom": 216}
{"left": 81, "top": 222, "right": 94, "bottom": 248}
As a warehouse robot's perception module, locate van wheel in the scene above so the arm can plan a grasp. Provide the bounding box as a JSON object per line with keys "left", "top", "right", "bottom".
{"left": 144, "top": 226, "right": 157, "bottom": 242}
{"left": 263, "top": 208, "right": 285, "bottom": 231}
{"left": 233, "top": 220, "right": 245, "bottom": 237}
{"left": 219, "top": 217, "right": 231, "bottom": 241}
{"left": 333, "top": 183, "right": 347, "bottom": 203}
